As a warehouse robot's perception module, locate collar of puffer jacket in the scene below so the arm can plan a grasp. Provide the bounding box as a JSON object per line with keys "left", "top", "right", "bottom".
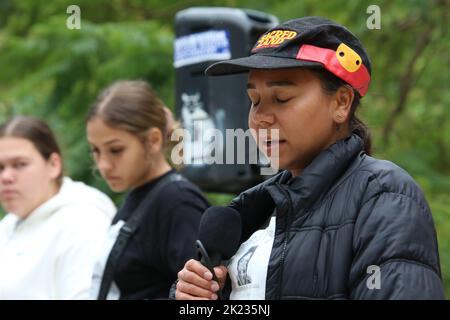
{"left": 266, "top": 133, "right": 364, "bottom": 215}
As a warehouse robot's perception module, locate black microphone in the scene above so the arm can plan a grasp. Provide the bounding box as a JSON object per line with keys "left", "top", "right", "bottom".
{"left": 196, "top": 206, "right": 242, "bottom": 297}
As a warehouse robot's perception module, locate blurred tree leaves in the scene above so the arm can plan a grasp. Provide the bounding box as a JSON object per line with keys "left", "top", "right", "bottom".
{"left": 0, "top": 13, "right": 174, "bottom": 196}
{"left": 0, "top": 0, "right": 449, "bottom": 296}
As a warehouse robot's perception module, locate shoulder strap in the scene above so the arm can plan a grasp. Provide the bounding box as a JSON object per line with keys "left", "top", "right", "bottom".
{"left": 97, "top": 172, "right": 185, "bottom": 300}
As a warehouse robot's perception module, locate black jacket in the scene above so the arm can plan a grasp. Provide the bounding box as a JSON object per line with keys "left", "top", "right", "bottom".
{"left": 228, "top": 134, "right": 445, "bottom": 299}
{"left": 112, "top": 170, "right": 209, "bottom": 299}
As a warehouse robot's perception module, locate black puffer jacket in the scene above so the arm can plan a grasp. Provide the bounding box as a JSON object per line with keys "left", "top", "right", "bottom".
{"left": 228, "top": 134, "right": 445, "bottom": 299}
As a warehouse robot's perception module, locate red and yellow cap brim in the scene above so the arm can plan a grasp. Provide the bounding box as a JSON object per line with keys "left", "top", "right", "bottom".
{"left": 296, "top": 44, "right": 370, "bottom": 96}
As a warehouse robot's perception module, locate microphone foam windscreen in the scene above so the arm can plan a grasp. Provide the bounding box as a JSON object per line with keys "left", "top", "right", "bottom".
{"left": 198, "top": 206, "right": 242, "bottom": 259}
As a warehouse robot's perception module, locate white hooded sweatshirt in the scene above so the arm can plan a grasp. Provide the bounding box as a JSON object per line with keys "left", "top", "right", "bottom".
{"left": 0, "top": 177, "right": 116, "bottom": 299}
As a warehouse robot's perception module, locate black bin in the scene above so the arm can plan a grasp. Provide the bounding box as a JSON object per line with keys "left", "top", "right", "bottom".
{"left": 174, "top": 7, "right": 278, "bottom": 193}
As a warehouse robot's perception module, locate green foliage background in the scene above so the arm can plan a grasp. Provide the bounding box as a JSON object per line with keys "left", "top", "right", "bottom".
{"left": 0, "top": 0, "right": 449, "bottom": 297}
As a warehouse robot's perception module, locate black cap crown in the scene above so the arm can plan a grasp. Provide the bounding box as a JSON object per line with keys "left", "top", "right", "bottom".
{"left": 206, "top": 16, "right": 372, "bottom": 96}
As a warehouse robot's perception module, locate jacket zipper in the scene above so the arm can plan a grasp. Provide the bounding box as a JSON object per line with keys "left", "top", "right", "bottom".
{"left": 275, "top": 183, "right": 294, "bottom": 300}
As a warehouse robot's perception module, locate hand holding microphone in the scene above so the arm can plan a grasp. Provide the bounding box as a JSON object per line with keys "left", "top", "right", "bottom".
{"left": 176, "top": 206, "right": 241, "bottom": 300}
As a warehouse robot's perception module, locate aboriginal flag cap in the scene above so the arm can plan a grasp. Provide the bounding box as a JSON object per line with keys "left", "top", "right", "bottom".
{"left": 206, "top": 16, "right": 372, "bottom": 96}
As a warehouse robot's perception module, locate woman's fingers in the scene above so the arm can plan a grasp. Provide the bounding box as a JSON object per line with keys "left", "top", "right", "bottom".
{"left": 176, "top": 259, "right": 222, "bottom": 300}
{"left": 176, "top": 280, "right": 218, "bottom": 300}
{"left": 179, "top": 259, "right": 216, "bottom": 290}
{"left": 175, "top": 290, "right": 211, "bottom": 300}
{"left": 213, "top": 265, "right": 229, "bottom": 289}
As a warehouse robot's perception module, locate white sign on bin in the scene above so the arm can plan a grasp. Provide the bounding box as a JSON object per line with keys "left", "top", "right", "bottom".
{"left": 174, "top": 30, "right": 231, "bottom": 68}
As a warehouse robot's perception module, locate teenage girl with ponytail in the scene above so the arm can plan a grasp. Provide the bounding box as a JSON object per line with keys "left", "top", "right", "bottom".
{"left": 87, "top": 80, "right": 209, "bottom": 299}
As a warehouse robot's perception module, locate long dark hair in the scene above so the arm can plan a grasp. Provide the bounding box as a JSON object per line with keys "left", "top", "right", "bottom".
{"left": 311, "top": 68, "right": 372, "bottom": 155}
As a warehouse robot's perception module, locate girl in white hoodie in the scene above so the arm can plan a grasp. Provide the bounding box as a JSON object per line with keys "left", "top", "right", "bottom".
{"left": 0, "top": 116, "right": 116, "bottom": 299}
